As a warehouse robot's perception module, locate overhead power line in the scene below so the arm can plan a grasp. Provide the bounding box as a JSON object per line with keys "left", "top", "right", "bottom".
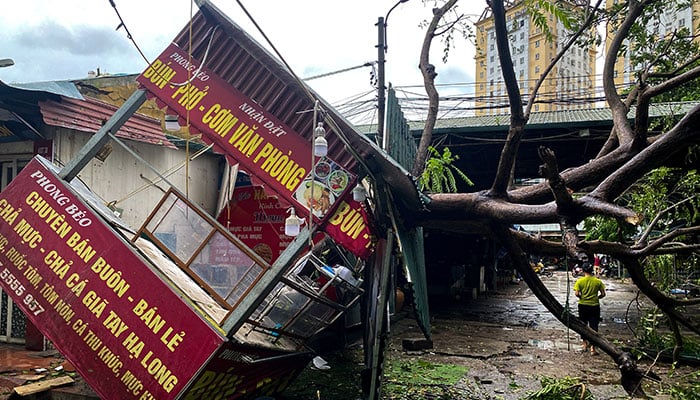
{"left": 304, "top": 62, "right": 377, "bottom": 81}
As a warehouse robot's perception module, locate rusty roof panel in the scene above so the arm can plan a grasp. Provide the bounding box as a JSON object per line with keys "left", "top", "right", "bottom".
{"left": 39, "top": 96, "right": 175, "bottom": 148}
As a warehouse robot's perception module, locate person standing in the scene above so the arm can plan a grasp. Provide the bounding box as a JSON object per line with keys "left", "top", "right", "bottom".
{"left": 574, "top": 262, "right": 606, "bottom": 355}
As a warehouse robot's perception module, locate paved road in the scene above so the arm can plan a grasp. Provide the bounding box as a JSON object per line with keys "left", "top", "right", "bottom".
{"left": 387, "top": 271, "right": 668, "bottom": 399}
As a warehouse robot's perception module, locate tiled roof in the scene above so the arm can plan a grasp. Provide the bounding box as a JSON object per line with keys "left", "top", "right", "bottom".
{"left": 39, "top": 96, "right": 175, "bottom": 148}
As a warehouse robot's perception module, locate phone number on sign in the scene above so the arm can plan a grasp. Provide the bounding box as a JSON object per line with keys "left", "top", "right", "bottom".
{"left": 1, "top": 267, "right": 45, "bottom": 316}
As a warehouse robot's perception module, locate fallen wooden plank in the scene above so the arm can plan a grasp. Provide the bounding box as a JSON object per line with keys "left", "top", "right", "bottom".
{"left": 13, "top": 376, "right": 74, "bottom": 396}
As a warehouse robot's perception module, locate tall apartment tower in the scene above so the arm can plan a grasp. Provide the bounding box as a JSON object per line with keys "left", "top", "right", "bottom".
{"left": 607, "top": 0, "right": 700, "bottom": 90}
{"left": 474, "top": 1, "right": 597, "bottom": 116}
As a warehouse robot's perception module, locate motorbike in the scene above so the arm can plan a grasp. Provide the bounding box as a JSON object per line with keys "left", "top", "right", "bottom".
{"left": 570, "top": 259, "right": 589, "bottom": 278}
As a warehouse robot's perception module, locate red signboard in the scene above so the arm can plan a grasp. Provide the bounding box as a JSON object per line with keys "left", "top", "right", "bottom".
{"left": 136, "top": 44, "right": 353, "bottom": 225}
{"left": 0, "top": 158, "right": 224, "bottom": 400}
{"left": 184, "top": 341, "right": 312, "bottom": 399}
{"left": 322, "top": 197, "right": 373, "bottom": 259}
{"left": 136, "top": 43, "right": 374, "bottom": 258}
{"left": 216, "top": 185, "right": 288, "bottom": 264}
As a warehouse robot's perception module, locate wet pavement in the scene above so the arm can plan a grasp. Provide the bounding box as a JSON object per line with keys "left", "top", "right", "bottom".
{"left": 384, "top": 270, "right": 680, "bottom": 400}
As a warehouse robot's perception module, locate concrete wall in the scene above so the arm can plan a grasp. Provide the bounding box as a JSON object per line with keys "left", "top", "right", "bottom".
{"left": 2, "top": 129, "right": 222, "bottom": 231}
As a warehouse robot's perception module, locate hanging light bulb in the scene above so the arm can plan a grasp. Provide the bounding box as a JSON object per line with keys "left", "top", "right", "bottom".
{"left": 313, "top": 122, "right": 327, "bottom": 157}
{"left": 352, "top": 183, "right": 367, "bottom": 202}
{"left": 314, "top": 136, "right": 328, "bottom": 157}
{"left": 284, "top": 208, "right": 303, "bottom": 236}
{"left": 164, "top": 114, "right": 181, "bottom": 131}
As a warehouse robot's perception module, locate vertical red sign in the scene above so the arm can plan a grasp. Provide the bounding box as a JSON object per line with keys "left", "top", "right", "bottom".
{"left": 0, "top": 158, "right": 224, "bottom": 400}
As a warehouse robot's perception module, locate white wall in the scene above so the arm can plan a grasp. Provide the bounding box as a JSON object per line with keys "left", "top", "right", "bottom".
{"left": 46, "top": 128, "right": 222, "bottom": 230}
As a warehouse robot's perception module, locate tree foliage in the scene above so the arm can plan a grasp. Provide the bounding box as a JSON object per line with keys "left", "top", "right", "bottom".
{"left": 418, "top": 146, "right": 473, "bottom": 193}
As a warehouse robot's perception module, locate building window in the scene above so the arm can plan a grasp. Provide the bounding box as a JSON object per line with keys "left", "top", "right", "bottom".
{"left": 535, "top": 53, "right": 540, "bottom": 60}
{"left": 535, "top": 40, "right": 540, "bottom": 48}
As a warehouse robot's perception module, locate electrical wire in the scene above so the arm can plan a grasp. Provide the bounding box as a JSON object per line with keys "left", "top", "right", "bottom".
{"left": 233, "top": 0, "right": 378, "bottom": 183}
{"left": 108, "top": 0, "right": 151, "bottom": 66}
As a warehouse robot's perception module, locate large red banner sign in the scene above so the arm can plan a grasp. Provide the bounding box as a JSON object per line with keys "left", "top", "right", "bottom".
{"left": 0, "top": 158, "right": 224, "bottom": 400}
{"left": 136, "top": 44, "right": 353, "bottom": 222}
{"left": 137, "top": 43, "right": 373, "bottom": 258}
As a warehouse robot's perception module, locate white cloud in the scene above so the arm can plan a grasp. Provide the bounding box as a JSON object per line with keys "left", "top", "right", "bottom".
{"left": 0, "top": 0, "right": 479, "bottom": 108}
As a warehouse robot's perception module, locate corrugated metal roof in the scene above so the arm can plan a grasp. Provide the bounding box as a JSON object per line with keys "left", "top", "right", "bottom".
{"left": 167, "top": 4, "right": 358, "bottom": 169}
{"left": 407, "top": 101, "right": 700, "bottom": 132}
{"left": 3, "top": 80, "right": 84, "bottom": 100}
{"left": 39, "top": 96, "right": 175, "bottom": 148}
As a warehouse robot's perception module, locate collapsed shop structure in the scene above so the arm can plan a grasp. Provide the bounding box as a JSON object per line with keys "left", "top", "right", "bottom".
{"left": 0, "top": 1, "right": 428, "bottom": 399}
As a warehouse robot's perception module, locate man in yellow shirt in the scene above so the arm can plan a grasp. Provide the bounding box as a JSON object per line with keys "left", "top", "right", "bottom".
{"left": 574, "top": 262, "right": 606, "bottom": 355}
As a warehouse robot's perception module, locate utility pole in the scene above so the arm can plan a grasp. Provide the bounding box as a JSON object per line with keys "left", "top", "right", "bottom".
{"left": 376, "top": 0, "right": 408, "bottom": 152}
{"left": 376, "top": 16, "right": 387, "bottom": 150}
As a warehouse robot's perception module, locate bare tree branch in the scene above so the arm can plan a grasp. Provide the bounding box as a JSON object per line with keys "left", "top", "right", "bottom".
{"left": 592, "top": 104, "right": 700, "bottom": 201}
{"left": 602, "top": 0, "right": 654, "bottom": 144}
{"left": 487, "top": 0, "right": 525, "bottom": 196}
{"left": 413, "top": 0, "right": 459, "bottom": 178}
{"left": 636, "top": 195, "right": 698, "bottom": 246}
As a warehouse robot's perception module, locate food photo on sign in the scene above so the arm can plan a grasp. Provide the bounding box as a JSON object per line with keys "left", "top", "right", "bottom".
{"left": 293, "top": 158, "right": 350, "bottom": 219}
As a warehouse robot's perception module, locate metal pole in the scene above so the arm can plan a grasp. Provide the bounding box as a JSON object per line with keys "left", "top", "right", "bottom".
{"left": 376, "top": 17, "right": 386, "bottom": 151}
{"left": 377, "top": 0, "right": 409, "bottom": 153}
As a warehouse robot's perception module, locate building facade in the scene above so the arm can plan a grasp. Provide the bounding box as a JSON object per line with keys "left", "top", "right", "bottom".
{"left": 607, "top": 0, "right": 700, "bottom": 90}
{"left": 474, "top": 1, "right": 597, "bottom": 115}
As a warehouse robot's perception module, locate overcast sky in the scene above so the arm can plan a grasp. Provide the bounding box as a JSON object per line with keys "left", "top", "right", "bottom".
{"left": 0, "top": 0, "right": 483, "bottom": 109}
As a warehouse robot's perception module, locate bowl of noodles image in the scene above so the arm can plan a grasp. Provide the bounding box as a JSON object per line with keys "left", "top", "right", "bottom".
{"left": 295, "top": 179, "right": 335, "bottom": 217}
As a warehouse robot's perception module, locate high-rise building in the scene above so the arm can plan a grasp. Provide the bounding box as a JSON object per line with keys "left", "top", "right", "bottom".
{"left": 607, "top": 0, "right": 700, "bottom": 91}
{"left": 474, "top": 1, "right": 597, "bottom": 116}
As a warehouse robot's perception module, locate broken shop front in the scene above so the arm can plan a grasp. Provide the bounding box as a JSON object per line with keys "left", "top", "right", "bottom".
{"left": 0, "top": 1, "right": 377, "bottom": 399}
